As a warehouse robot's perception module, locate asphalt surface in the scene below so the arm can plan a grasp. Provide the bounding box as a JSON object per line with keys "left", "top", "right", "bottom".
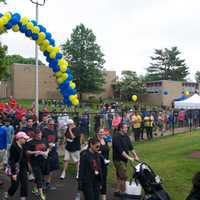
{"left": 0, "top": 170, "right": 122, "bottom": 200}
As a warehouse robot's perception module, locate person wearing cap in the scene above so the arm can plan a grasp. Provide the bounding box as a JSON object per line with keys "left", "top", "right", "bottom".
{"left": 4, "top": 132, "right": 29, "bottom": 200}
{"left": 26, "top": 129, "right": 50, "bottom": 200}
{"left": 60, "top": 119, "right": 81, "bottom": 180}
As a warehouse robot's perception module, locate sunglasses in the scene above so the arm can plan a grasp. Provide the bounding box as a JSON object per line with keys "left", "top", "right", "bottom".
{"left": 94, "top": 145, "right": 100, "bottom": 149}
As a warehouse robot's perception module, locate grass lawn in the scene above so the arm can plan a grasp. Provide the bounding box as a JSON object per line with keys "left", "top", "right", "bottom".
{"left": 107, "top": 130, "right": 200, "bottom": 200}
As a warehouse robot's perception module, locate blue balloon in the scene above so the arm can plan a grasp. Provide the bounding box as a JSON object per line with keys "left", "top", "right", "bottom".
{"left": 12, "top": 13, "right": 21, "bottom": 25}
{"left": 38, "top": 25, "right": 46, "bottom": 33}
{"left": 32, "top": 33, "right": 39, "bottom": 40}
{"left": 56, "top": 53, "right": 62, "bottom": 60}
{"left": 19, "top": 25, "right": 27, "bottom": 33}
{"left": 51, "top": 59, "right": 58, "bottom": 66}
{"left": 25, "top": 30, "right": 32, "bottom": 37}
{"left": 0, "top": 13, "right": 3, "bottom": 18}
{"left": 31, "top": 20, "right": 37, "bottom": 26}
{"left": 67, "top": 74, "right": 73, "bottom": 81}
{"left": 45, "top": 32, "right": 52, "bottom": 40}
{"left": 59, "top": 81, "right": 69, "bottom": 90}
{"left": 5, "top": 21, "right": 13, "bottom": 29}
{"left": 66, "top": 68, "right": 71, "bottom": 74}
{"left": 52, "top": 65, "right": 60, "bottom": 73}
{"left": 63, "top": 98, "right": 72, "bottom": 107}
{"left": 163, "top": 90, "right": 168, "bottom": 96}
{"left": 49, "top": 38, "right": 55, "bottom": 46}
{"left": 43, "top": 51, "right": 49, "bottom": 57}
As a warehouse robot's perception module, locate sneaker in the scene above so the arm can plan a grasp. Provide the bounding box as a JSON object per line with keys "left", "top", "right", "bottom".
{"left": 32, "top": 187, "right": 39, "bottom": 196}
{"left": 74, "top": 192, "right": 81, "bottom": 200}
{"left": 3, "top": 192, "right": 8, "bottom": 199}
{"left": 28, "top": 173, "right": 35, "bottom": 181}
{"left": 104, "top": 159, "right": 110, "bottom": 165}
{"left": 40, "top": 193, "right": 46, "bottom": 200}
{"left": 60, "top": 171, "right": 66, "bottom": 180}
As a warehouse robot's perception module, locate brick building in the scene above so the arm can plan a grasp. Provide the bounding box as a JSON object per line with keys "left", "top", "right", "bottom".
{"left": 0, "top": 63, "right": 117, "bottom": 100}
{"left": 141, "top": 80, "right": 200, "bottom": 107}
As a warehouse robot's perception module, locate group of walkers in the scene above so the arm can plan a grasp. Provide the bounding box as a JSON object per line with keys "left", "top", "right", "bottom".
{"left": 0, "top": 98, "right": 199, "bottom": 200}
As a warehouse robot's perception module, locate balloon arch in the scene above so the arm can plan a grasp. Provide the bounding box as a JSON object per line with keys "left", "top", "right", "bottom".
{"left": 0, "top": 12, "right": 79, "bottom": 107}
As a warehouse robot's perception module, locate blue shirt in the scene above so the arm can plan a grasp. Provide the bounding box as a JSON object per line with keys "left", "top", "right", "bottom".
{"left": 0, "top": 127, "right": 7, "bottom": 150}
{"left": 2, "top": 125, "right": 14, "bottom": 145}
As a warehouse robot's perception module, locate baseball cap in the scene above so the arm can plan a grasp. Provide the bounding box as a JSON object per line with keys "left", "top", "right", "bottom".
{"left": 16, "top": 131, "right": 30, "bottom": 140}
{"left": 67, "top": 119, "right": 74, "bottom": 125}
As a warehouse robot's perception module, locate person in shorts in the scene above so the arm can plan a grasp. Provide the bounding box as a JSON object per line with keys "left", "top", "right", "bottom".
{"left": 60, "top": 119, "right": 81, "bottom": 180}
{"left": 112, "top": 123, "right": 139, "bottom": 197}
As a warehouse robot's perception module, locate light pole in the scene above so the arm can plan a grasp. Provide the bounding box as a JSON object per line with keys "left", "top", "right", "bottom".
{"left": 30, "top": 0, "right": 46, "bottom": 119}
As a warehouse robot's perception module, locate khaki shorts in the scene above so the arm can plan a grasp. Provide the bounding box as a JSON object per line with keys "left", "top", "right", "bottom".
{"left": 64, "top": 150, "right": 80, "bottom": 162}
{"left": 113, "top": 161, "right": 128, "bottom": 181}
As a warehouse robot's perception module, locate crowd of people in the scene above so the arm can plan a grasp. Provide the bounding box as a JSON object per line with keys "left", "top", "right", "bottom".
{"left": 0, "top": 98, "right": 199, "bottom": 200}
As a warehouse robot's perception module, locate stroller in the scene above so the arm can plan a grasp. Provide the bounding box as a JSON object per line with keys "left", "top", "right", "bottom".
{"left": 125, "top": 162, "right": 171, "bottom": 200}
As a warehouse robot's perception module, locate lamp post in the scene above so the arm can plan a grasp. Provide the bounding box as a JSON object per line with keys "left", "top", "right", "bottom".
{"left": 30, "top": 0, "right": 46, "bottom": 119}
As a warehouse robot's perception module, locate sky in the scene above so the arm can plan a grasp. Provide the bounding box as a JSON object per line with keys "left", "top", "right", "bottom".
{"left": 0, "top": 0, "right": 200, "bottom": 80}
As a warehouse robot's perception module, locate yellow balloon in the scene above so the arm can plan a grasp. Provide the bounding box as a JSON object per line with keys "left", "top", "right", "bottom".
{"left": 50, "top": 51, "right": 57, "bottom": 59}
{"left": 12, "top": 25, "right": 19, "bottom": 32}
{"left": 4, "top": 12, "right": 12, "bottom": 20}
{"left": 61, "top": 73, "right": 68, "bottom": 80}
{"left": 57, "top": 77, "right": 64, "bottom": 84}
{"left": 70, "top": 81, "right": 76, "bottom": 89}
{"left": 132, "top": 95, "right": 137, "bottom": 102}
{"left": 2, "top": 16, "right": 9, "bottom": 25}
{"left": 72, "top": 99, "right": 79, "bottom": 106}
{"left": 39, "top": 32, "right": 46, "bottom": 40}
{"left": 27, "top": 22, "right": 34, "bottom": 30}
{"left": 54, "top": 47, "right": 60, "bottom": 53}
{"left": 69, "top": 95, "right": 75, "bottom": 101}
{"left": 55, "top": 71, "right": 63, "bottom": 77}
{"left": 32, "top": 26, "right": 40, "bottom": 34}
{"left": 20, "top": 17, "right": 29, "bottom": 25}
{"left": 36, "top": 38, "right": 43, "bottom": 45}
{"left": 47, "top": 45, "right": 53, "bottom": 53}
{"left": 60, "top": 64, "right": 67, "bottom": 72}
{"left": 42, "top": 40, "right": 49, "bottom": 48}
{"left": 184, "top": 91, "right": 190, "bottom": 96}
{"left": 58, "top": 58, "right": 65, "bottom": 66}
{"left": 39, "top": 45, "right": 47, "bottom": 52}
{"left": 0, "top": 19, "right": 4, "bottom": 29}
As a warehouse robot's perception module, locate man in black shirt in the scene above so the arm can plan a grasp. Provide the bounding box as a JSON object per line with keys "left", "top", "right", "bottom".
{"left": 42, "top": 118, "right": 59, "bottom": 190}
{"left": 60, "top": 119, "right": 81, "bottom": 180}
{"left": 27, "top": 129, "right": 49, "bottom": 200}
{"left": 112, "top": 123, "right": 139, "bottom": 196}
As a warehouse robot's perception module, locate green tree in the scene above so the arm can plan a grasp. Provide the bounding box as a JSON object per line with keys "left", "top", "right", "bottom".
{"left": 0, "top": 42, "right": 9, "bottom": 80}
{"left": 146, "top": 47, "right": 189, "bottom": 81}
{"left": 195, "top": 71, "right": 200, "bottom": 82}
{"left": 61, "top": 24, "right": 105, "bottom": 99}
{"left": 113, "top": 70, "right": 145, "bottom": 100}
{"left": 0, "top": 0, "right": 6, "bottom": 4}
{"left": 4, "top": 54, "right": 44, "bottom": 66}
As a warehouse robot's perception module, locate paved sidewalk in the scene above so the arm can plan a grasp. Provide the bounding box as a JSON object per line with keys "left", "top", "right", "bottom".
{"left": 0, "top": 170, "right": 119, "bottom": 200}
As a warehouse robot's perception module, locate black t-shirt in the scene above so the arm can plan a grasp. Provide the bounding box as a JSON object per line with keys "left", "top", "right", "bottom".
{"left": 112, "top": 132, "right": 133, "bottom": 162}
{"left": 42, "top": 128, "right": 58, "bottom": 144}
{"left": 65, "top": 127, "right": 81, "bottom": 152}
{"left": 26, "top": 139, "right": 48, "bottom": 166}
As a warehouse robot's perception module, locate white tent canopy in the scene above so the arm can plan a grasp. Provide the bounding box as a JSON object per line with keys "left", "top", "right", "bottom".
{"left": 174, "top": 94, "right": 200, "bottom": 109}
